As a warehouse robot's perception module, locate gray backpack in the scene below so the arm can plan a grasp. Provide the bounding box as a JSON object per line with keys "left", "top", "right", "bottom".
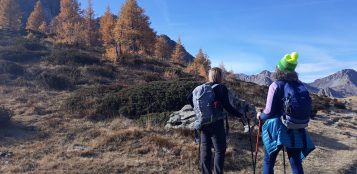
{"left": 192, "top": 83, "right": 224, "bottom": 130}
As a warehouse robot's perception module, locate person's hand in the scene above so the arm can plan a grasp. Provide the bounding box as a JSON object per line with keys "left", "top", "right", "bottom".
{"left": 256, "top": 111, "right": 262, "bottom": 120}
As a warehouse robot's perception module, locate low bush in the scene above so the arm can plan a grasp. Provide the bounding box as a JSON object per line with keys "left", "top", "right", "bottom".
{"left": 0, "top": 74, "right": 14, "bottom": 85}
{"left": 117, "top": 80, "right": 199, "bottom": 119}
{"left": 225, "top": 79, "right": 268, "bottom": 107}
{"left": 0, "top": 48, "right": 46, "bottom": 63}
{"left": 0, "top": 60, "right": 25, "bottom": 76}
{"left": 64, "top": 80, "right": 199, "bottom": 120}
{"left": 82, "top": 65, "right": 115, "bottom": 79}
{"left": 23, "top": 42, "right": 47, "bottom": 51}
{"left": 64, "top": 85, "right": 122, "bottom": 119}
{"left": 0, "top": 106, "right": 12, "bottom": 125}
{"left": 36, "top": 72, "right": 73, "bottom": 90}
{"left": 332, "top": 99, "right": 346, "bottom": 109}
{"left": 43, "top": 48, "right": 100, "bottom": 66}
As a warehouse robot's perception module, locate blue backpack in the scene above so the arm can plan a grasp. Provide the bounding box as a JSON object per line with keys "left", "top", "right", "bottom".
{"left": 277, "top": 81, "right": 312, "bottom": 129}
{"left": 192, "top": 83, "right": 224, "bottom": 130}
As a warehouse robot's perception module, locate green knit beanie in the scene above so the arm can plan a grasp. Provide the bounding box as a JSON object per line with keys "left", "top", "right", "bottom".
{"left": 277, "top": 52, "right": 298, "bottom": 72}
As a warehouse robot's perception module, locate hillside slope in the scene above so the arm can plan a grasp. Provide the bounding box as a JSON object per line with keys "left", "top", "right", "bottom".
{"left": 0, "top": 33, "right": 356, "bottom": 174}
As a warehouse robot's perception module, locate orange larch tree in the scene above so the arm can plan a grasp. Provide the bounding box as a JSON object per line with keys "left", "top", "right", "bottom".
{"left": 83, "top": 0, "right": 98, "bottom": 47}
{"left": 113, "top": 0, "right": 156, "bottom": 57}
{"left": 26, "top": 0, "right": 45, "bottom": 32}
{"left": 154, "top": 35, "right": 170, "bottom": 60}
{"left": 53, "top": 0, "right": 83, "bottom": 45}
{"left": 171, "top": 37, "right": 186, "bottom": 64}
{"left": 99, "top": 6, "right": 115, "bottom": 47}
{"left": 187, "top": 49, "right": 211, "bottom": 78}
{"left": 0, "top": 0, "right": 22, "bottom": 31}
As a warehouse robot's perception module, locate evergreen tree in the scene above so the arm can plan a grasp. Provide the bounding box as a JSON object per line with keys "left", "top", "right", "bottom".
{"left": 113, "top": 0, "right": 156, "bottom": 56}
{"left": 26, "top": 0, "right": 45, "bottom": 32}
{"left": 171, "top": 37, "right": 186, "bottom": 64}
{"left": 0, "top": 0, "right": 22, "bottom": 31}
{"left": 99, "top": 6, "right": 115, "bottom": 47}
{"left": 53, "top": 0, "right": 83, "bottom": 45}
{"left": 154, "top": 35, "right": 170, "bottom": 60}
{"left": 83, "top": 0, "right": 98, "bottom": 47}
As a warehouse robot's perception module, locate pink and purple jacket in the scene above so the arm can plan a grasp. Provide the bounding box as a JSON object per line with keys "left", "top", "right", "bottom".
{"left": 260, "top": 82, "right": 284, "bottom": 120}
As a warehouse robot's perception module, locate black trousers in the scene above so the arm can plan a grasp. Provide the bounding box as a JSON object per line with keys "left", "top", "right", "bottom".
{"left": 200, "top": 120, "right": 227, "bottom": 174}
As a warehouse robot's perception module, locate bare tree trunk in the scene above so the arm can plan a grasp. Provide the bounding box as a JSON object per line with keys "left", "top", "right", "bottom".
{"left": 115, "top": 42, "right": 122, "bottom": 63}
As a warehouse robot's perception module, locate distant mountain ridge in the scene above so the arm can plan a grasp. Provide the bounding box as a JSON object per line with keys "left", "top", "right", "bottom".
{"left": 236, "top": 69, "right": 357, "bottom": 98}
{"left": 236, "top": 70, "right": 274, "bottom": 86}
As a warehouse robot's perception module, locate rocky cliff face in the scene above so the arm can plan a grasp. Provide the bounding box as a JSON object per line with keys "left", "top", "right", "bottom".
{"left": 19, "top": 0, "right": 60, "bottom": 25}
{"left": 236, "top": 70, "right": 273, "bottom": 86}
{"left": 309, "top": 69, "right": 357, "bottom": 98}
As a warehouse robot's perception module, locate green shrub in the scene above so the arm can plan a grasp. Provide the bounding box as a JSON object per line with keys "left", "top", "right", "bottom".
{"left": 43, "top": 49, "right": 99, "bottom": 66}
{"left": 0, "top": 106, "right": 12, "bottom": 125}
{"left": 0, "top": 74, "right": 13, "bottom": 85}
{"left": 332, "top": 99, "right": 346, "bottom": 109}
{"left": 225, "top": 79, "right": 268, "bottom": 107}
{"left": 0, "top": 60, "right": 24, "bottom": 76}
{"left": 117, "top": 80, "right": 199, "bottom": 119}
{"left": 64, "top": 85, "right": 122, "bottom": 119}
{"left": 64, "top": 80, "right": 199, "bottom": 120}
{"left": 36, "top": 72, "right": 73, "bottom": 90}
{"left": 0, "top": 49, "right": 46, "bottom": 63}
{"left": 82, "top": 65, "right": 115, "bottom": 79}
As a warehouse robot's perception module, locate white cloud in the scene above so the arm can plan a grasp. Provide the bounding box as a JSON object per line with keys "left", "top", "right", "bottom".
{"left": 237, "top": 36, "right": 357, "bottom": 82}
{"left": 297, "top": 60, "right": 357, "bottom": 82}
{"left": 211, "top": 51, "right": 268, "bottom": 74}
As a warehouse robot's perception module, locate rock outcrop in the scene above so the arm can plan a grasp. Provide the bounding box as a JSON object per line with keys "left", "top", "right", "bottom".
{"left": 165, "top": 105, "right": 196, "bottom": 130}
{"left": 165, "top": 94, "right": 257, "bottom": 130}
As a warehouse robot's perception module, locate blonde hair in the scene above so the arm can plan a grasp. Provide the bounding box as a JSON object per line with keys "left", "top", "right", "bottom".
{"left": 208, "top": 67, "right": 223, "bottom": 83}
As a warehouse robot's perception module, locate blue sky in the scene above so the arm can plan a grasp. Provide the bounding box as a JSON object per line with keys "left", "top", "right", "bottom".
{"left": 79, "top": 0, "right": 357, "bottom": 82}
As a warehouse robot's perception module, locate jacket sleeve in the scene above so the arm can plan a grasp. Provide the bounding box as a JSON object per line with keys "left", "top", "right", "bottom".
{"left": 220, "top": 85, "right": 243, "bottom": 118}
{"left": 260, "top": 82, "right": 281, "bottom": 120}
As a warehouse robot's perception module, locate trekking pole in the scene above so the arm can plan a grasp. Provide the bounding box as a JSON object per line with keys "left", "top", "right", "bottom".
{"left": 282, "top": 147, "right": 286, "bottom": 174}
{"left": 254, "top": 119, "right": 262, "bottom": 172}
{"left": 245, "top": 105, "right": 255, "bottom": 174}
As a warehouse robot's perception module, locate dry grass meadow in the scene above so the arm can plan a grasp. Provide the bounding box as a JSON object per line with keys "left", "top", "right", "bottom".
{"left": 0, "top": 85, "right": 356, "bottom": 174}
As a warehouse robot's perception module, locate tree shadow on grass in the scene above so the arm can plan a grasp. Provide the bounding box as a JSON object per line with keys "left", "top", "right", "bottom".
{"left": 309, "top": 132, "right": 350, "bottom": 150}
{"left": 0, "top": 121, "right": 44, "bottom": 146}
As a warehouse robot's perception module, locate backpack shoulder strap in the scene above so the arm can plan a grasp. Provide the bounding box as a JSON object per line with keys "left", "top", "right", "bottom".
{"left": 275, "top": 80, "right": 286, "bottom": 87}
{"left": 211, "top": 83, "right": 219, "bottom": 89}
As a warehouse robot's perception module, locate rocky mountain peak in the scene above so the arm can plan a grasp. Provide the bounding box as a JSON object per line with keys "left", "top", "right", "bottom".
{"left": 236, "top": 69, "right": 357, "bottom": 98}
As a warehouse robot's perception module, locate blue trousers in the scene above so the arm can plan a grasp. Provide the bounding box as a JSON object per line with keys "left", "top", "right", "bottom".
{"left": 200, "top": 120, "right": 226, "bottom": 174}
{"left": 263, "top": 146, "right": 304, "bottom": 174}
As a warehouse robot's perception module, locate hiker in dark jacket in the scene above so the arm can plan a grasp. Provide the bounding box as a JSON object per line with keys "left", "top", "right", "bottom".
{"left": 256, "top": 52, "right": 315, "bottom": 174}
{"left": 188, "top": 67, "right": 251, "bottom": 174}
